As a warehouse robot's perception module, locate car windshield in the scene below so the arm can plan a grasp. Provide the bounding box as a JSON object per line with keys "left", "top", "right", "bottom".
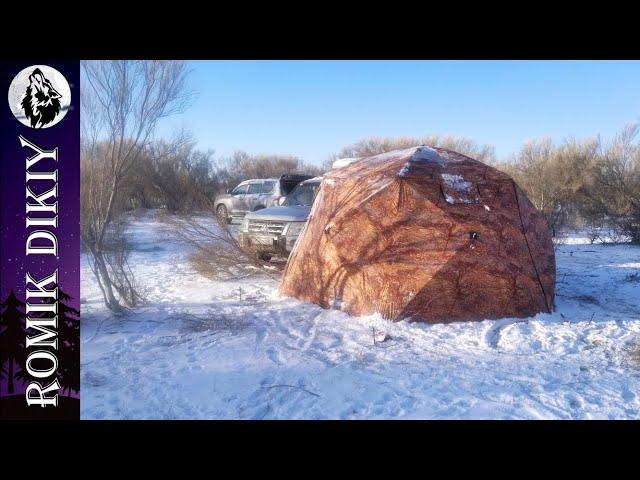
{"left": 284, "top": 182, "right": 320, "bottom": 206}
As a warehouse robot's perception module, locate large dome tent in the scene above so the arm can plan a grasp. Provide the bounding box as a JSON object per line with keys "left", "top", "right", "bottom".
{"left": 280, "top": 146, "right": 555, "bottom": 323}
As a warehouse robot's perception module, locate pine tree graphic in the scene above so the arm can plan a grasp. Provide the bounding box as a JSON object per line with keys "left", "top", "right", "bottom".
{"left": 14, "top": 288, "right": 80, "bottom": 395}
{"left": 0, "top": 290, "right": 27, "bottom": 394}
{"left": 57, "top": 289, "right": 80, "bottom": 394}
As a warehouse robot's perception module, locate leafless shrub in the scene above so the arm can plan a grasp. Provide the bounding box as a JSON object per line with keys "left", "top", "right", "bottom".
{"left": 604, "top": 228, "right": 629, "bottom": 244}
{"left": 103, "top": 220, "right": 148, "bottom": 307}
{"left": 326, "top": 134, "right": 496, "bottom": 171}
{"left": 497, "top": 137, "right": 599, "bottom": 236}
{"left": 84, "top": 218, "right": 147, "bottom": 312}
{"left": 215, "top": 151, "right": 324, "bottom": 192}
{"left": 166, "top": 205, "right": 281, "bottom": 282}
{"left": 585, "top": 223, "right": 603, "bottom": 244}
{"left": 490, "top": 125, "right": 640, "bottom": 241}
{"left": 156, "top": 173, "right": 285, "bottom": 281}
{"left": 582, "top": 124, "right": 640, "bottom": 243}
{"left": 80, "top": 60, "right": 194, "bottom": 313}
{"left": 127, "top": 135, "right": 220, "bottom": 214}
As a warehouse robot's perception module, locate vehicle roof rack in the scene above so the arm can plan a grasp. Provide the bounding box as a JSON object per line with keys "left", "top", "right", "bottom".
{"left": 280, "top": 173, "right": 313, "bottom": 181}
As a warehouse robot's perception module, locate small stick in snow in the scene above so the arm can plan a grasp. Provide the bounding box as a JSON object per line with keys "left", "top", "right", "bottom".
{"left": 372, "top": 327, "right": 376, "bottom": 346}
{"left": 263, "top": 384, "right": 321, "bottom": 398}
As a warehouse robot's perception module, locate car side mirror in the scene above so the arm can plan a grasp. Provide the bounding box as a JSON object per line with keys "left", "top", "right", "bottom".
{"left": 226, "top": 188, "right": 233, "bottom": 194}
{"left": 278, "top": 197, "right": 286, "bottom": 205}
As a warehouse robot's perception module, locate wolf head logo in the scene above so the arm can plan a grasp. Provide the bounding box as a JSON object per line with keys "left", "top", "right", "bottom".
{"left": 20, "top": 68, "right": 62, "bottom": 128}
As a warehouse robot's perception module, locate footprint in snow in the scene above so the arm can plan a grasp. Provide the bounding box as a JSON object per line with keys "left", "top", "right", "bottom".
{"left": 621, "top": 386, "right": 637, "bottom": 403}
{"left": 84, "top": 371, "right": 109, "bottom": 387}
{"left": 251, "top": 404, "right": 272, "bottom": 420}
{"left": 266, "top": 346, "right": 284, "bottom": 365}
{"left": 565, "top": 393, "right": 584, "bottom": 411}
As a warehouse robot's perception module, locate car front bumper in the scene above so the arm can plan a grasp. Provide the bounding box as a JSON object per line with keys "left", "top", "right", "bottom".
{"left": 238, "top": 232, "right": 297, "bottom": 255}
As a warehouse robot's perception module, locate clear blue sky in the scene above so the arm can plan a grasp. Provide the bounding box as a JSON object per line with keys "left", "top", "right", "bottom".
{"left": 155, "top": 60, "right": 640, "bottom": 165}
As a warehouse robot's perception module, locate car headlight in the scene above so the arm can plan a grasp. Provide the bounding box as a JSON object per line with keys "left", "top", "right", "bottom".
{"left": 285, "top": 221, "right": 305, "bottom": 237}
{"left": 240, "top": 218, "right": 249, "bottom": 232}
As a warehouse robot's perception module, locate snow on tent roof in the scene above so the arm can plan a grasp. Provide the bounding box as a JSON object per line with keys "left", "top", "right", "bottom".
{"left": 332, "top": 157, "right": 360, "bottom": 169}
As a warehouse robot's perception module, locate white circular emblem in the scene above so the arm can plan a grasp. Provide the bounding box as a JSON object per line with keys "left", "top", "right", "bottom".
{"left": 7, "top": 65, "right": 71, "bottom": 129}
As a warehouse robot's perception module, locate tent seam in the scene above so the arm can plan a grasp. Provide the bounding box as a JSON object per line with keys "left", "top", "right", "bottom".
{"left": 511, "top": 180, "right": 552, "bottom": 314}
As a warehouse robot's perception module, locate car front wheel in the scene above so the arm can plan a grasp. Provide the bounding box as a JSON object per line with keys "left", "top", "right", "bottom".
{"left": 257, "top": 252, "right": 272, "bottom": 262}
{"left": 216, "top": 205, "right": 231, "bottom": 224}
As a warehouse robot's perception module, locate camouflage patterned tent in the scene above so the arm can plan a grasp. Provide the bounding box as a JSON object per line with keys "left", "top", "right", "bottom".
{"left": 280, "top": 146, "right": 555, "bottom": 323}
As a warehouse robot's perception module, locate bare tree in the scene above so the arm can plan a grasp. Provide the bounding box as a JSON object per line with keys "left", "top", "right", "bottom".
{"left": 81, "top": 60, "right": 193, "bottom": 312}
{"left": 491, "top": 124, "right": 639, "bottom": 242}
{"left": 162, "top": 187, "right": 281, "bottom": 281}
{"left": 498, "top": 136, "right": 599, "bottom": 235}
{"left": 172, "top": 214, "right": 279, "bottom": 281}
{"left": 585, "top": 123, "right": 640, "bottom": 242}
{"left": 215, "top": 151, "right": 323, "bottom": 192}
{"left": 128, "top": 133, "right": 217, "bottom": 213}
{"left": 327, "top": 134, "right": 496, "bottom": 169}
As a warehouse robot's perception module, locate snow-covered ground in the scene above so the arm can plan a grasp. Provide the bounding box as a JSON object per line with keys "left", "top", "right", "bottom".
{"left": 80, "top": 211, "right": 640, "bottom": 419}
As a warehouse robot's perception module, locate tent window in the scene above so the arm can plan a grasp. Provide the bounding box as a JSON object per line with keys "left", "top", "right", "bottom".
{"left": 441, "top": 173, "right": 480, "bottom": 205}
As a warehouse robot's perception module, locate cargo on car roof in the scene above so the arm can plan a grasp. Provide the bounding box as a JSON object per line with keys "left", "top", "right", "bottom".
{"left": 280, "top": 174, "right": 313, "bottom": 195}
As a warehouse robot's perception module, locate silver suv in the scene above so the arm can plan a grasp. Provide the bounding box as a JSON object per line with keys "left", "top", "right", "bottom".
{"left": 214, "top": 174, "right": 312, "bottom": 224}
{"left": 238, "top": 177, "right": 322, "bottom": 260}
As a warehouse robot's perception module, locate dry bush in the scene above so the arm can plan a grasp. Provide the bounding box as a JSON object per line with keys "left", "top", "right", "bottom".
{"left": 160, "top": 176, "right": 286, "bottom": 281}
{"left": 102, "top": 219, "right": 147, "bottom": 307}
{"left": 128, "top": 137, "right": 220, "bottom": 214}
{"left": 215, "top": 151, "right": 324, "bottom": 192}
{"left": 491, "top": 124, "right": 640, "bottom": 242}
{"left": 497, "top": 137, "right": 599, "bottom": 235}
{"left": 99, "top": 142, "right": 322, "bottom": 218}
{"left": 605, "top": 228, "right": 629, "bottom": 244}
{"left": 187, "top": 248, "right": 267, "bottom": 282}
{"left": 327, "top": 134, "right": 496, "bottom": 169}
{"left": 584, "top": 124, "right": 640, "bottom": 243}
{"left": 83, "top": 216, "right": 147, "bottom": 312}
{"left": 166, "top": 207, "right": 281, "bottom": 282}
{"left": 585, "top": 222, "right": 604, "bottom": 244}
